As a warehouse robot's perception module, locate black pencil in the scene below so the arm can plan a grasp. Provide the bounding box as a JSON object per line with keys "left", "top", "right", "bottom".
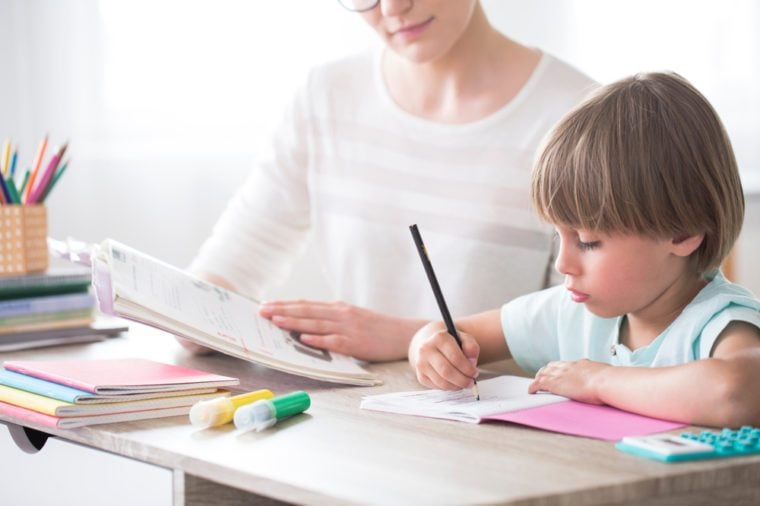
{"left": 409, "top": 224, "right": 479, "bottom": 400}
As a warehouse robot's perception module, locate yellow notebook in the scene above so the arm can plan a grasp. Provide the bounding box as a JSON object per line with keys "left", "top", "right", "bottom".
{"left": 0, "top": 384, "right": 227, "bottom": 417}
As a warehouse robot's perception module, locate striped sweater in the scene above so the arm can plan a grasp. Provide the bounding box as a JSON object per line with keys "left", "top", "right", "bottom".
{"left": 191, "top": 49, "right": 597, "bottom": 320}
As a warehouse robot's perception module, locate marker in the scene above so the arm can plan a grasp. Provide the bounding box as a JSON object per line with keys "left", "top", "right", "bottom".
{"left": 233, "top": 391, "right": 310, "bottom": 431}
{"left": 409, "top": 224, "right": 480, "bottom": 400}
{"left": 189, "top": 389, "right": 274, "bottom": 429}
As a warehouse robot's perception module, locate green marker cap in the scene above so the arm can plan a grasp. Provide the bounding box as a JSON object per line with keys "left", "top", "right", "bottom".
{"left": 272, "top": 390, "right": 311, "bottom": 419}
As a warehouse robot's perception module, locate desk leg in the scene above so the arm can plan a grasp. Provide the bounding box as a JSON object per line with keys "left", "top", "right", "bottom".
{"left": 173, "top": 471, "right": 291, "bottom": 506}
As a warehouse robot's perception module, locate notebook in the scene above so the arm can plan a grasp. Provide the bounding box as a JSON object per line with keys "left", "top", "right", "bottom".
{"left": 0, "top": 369, "right": 218, "bottom": 404}
{"left": 0, "top": 263, "right": 91, "bottom": 300}
{"left": 360, "top": 375, "right": 686, "bottom": 441}
{"left": 0, "top": 400, "right": 192, "bottom": 429}
{"left": 0, "top": 319, "right": 128, "bottom": 352}
{"left": 2, "top": 358, "right": 239, "bottom": 394}
{"left": 0, "top": 384, "right": 227, "bottom": 417}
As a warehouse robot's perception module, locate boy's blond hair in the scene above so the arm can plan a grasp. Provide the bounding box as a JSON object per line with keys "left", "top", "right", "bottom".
{"left": 531, "top": 72, "right": 743, "bottom": 274}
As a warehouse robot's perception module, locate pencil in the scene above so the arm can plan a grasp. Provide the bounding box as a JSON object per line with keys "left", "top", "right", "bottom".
{"left": 28, "top": 142, "right": 66, "bottom": 204}
{"left": 18, "top": 169, "right": 31, "bottom": 197}
{"left": 9, "top": 149, "right": 17, "bottom": 178}
{"left": 24, "top": 135, "right": 48, "bottom": 202}
{"left": 0, "top": 173, "right": 12, "bottom": 205}
{"left": 409, "top": 224, "right": 480, "bottom": 400}
{"left": 6, "top": 177, "right": 21, "bottom": 204}
{"left": 1, "top": 140, "right": 9, "bottom": 176}
{"left": 40, "top": 160, "right": 68, "bottom": 202}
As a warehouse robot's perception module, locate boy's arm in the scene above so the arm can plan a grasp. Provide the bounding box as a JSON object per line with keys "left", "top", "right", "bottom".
{"left": 409, "top": 309, "right": 510, "bottom": 389}
{"left": 457, "top": 310, "right": 511, "bottom": 363}
{"left": 530, "top": 321, "right": 760, "bottom": 426}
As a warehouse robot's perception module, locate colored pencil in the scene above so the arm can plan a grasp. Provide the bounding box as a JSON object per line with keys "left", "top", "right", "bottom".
{"left": 24, "top": 135, "right": 48, "bottom": 202}
{"left": 9, "top": 149, "right": 17, "bottom": 178}
{"left": 1, "top": 140, "right": 9, "bottom": 177}
{"left": 40, "top": 161, "right": 68, "bottom": 202}
{"left": 18, "top": 169, "right": 31, "bottom": 197}
{"left": 6, "top": 177, "right": 21, "bottom": 204}
{"left": 0, "top": 174, "right": 12, "bottom": 204}
{"left": 28, "top": 143, "right": 66, "bottom": 204}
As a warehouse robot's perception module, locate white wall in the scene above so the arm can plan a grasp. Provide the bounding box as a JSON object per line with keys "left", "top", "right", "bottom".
{"left": 0, "top": 0, "right": 758, "bottom": 296}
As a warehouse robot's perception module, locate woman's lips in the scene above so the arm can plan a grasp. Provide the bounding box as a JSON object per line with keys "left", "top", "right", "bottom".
{"left": 567, "top": 288, "right": 590, "bottom": 303}
{"left": 391, "top": 17, "right": 434, "bottom": 41}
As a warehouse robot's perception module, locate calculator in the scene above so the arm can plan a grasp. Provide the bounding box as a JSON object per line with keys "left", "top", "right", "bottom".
{"left": 616, "top": 426, "right": 760, "bottom": 462}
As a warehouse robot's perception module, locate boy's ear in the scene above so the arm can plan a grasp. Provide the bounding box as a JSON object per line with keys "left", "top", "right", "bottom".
{"left": 671, "top": 234, "right": 704, "bottom": 257}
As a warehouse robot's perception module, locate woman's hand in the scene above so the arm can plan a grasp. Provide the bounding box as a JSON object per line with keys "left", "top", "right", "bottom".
{"left": 259, "top": 300, "right": 427, "bottom": 362}
{"left": 528, "top": 359, "right": 610, "bottom": 404}
{"left": 408, "top": 321, "right": 479, "bottom": 390}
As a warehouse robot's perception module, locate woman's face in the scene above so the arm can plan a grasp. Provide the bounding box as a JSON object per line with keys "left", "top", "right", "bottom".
{"left": 359, "top": 0, "right": 479, "bottom": 63}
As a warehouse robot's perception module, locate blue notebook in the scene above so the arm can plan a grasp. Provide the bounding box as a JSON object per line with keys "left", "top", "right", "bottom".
{"left": 0, "top": 369, "right": 220, "bottom": 404}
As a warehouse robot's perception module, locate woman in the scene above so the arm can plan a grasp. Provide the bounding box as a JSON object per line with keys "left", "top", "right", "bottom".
{"left": 182, "top": 0, "right": 597, "bottom": 361}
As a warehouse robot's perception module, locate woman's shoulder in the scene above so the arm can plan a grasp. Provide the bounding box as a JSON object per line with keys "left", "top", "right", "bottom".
{"left": 530, "top": 52, "right": 600, "bottom": 104}
{"left": 304, "top": 48, "right": 377, "bottom": 91}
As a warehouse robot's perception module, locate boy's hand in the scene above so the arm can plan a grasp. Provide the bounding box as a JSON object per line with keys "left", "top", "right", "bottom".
{"left": 408, "top": 321, "right": 480, "bottom": 390}
{"left": 528, "top": 359, "right": 610, "bottom": 404}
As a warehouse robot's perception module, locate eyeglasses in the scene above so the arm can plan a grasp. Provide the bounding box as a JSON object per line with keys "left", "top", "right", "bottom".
{"left": 337, "top": 0, "right": 380, "bottom": 13}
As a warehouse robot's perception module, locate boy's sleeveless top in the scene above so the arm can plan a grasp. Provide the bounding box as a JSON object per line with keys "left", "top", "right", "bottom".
{"left": 502, "top": 271, "right": 760, "bottom": 374}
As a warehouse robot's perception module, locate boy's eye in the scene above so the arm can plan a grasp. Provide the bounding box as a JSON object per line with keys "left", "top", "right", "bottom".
{"left": 576, "top": 240, "right": 601, "bottom": 251}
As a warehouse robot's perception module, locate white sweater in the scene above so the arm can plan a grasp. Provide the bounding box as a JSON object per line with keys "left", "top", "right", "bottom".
{"left": 191, "top": 50, "right": 597, "bottom": 320}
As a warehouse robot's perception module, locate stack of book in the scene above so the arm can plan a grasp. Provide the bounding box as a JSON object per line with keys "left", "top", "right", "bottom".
{"left": 0, "top": 358, "right": 239, "bottom": 428}
{"left": 0, "top": 262, "right": 126, "bottom": 351}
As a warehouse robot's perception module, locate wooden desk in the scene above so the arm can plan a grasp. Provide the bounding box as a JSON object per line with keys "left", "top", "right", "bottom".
{"left": 2, "top": 325, "right": 760, "bottom": 506}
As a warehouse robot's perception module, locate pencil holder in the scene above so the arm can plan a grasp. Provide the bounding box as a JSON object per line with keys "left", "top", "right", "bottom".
{"left": 0, "top": 205, "right": 49, "bottom": 276}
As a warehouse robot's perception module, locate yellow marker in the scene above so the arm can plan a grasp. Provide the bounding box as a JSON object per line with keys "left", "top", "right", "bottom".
{"left": 189, "top": 389, "right": 274, "bottom": 429}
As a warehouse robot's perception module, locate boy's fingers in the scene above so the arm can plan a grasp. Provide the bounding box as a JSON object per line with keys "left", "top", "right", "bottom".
{"left": 439, "top": 342, "right": 478, "bottom": 379}
{"left": 429, "top": 353, "right": 476, "bottom": 389}
{"left": 461, "top": 333, "right": 480, "bottom": 361}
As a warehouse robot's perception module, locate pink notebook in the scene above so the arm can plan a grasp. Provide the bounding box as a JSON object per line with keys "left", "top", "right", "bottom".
{"left": 2, "top": 358, "right": 239, "bottom": 394}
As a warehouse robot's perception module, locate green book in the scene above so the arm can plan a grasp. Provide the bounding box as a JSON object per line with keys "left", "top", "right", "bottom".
{"left": 0, "top": 264, "right": 91, "bottom": 300}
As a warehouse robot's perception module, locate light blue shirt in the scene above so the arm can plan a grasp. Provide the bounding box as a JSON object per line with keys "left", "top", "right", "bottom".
{"left": 501, "top": 272, "right": 760, "bottom": 375}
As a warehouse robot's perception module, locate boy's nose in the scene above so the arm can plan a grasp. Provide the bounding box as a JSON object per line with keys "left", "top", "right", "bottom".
{"left": 554, "top": 245, "right": 578, "bottom": 277}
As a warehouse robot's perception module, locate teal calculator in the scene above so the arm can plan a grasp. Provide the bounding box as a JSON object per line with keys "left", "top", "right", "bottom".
{"left": 616, "top": 426, "right": 760, "bottom": 462}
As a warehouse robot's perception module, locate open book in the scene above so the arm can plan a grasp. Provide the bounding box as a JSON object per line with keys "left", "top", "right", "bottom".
{"left": 93, "top": 239, "right": 381, "bottom": 386}
{"left": 361, "top": 376, "right": 685, "bottom": 441}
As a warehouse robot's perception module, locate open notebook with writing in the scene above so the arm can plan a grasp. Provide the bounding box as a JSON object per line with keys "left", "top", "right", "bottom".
{"left": 361, "top": 375, "right": 685, "bottom": 441}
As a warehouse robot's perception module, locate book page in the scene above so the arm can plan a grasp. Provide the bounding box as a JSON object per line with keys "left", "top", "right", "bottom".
{"left": 100, "top": 240, "right": 377, "bottom": 384}
{"left": 361, "top": 376, "right": 567, "bottom": 422}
